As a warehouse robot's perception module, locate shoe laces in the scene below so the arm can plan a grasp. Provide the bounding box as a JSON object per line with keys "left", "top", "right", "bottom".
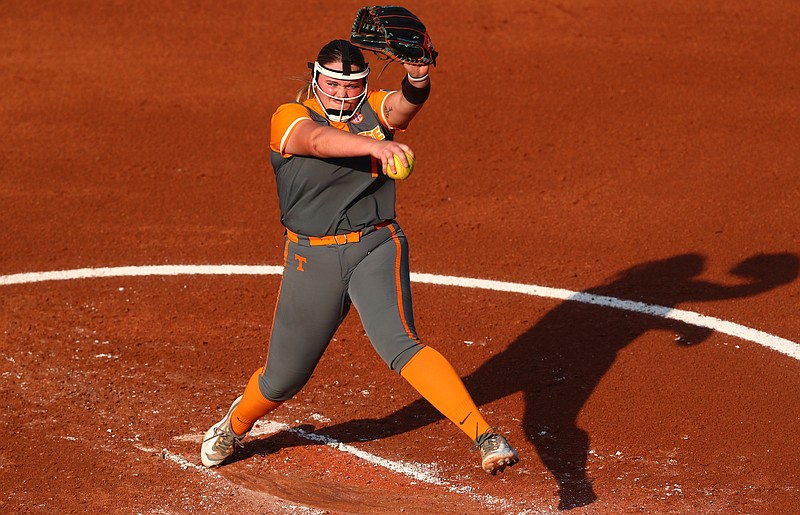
{"left": 207, "top": 423, "right": 245, "bottom": 453}
{"left": 473, "top": 428, "right": 503, "bottom": 455}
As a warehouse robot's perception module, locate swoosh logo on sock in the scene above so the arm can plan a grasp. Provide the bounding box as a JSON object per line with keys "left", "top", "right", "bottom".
{"left": 459, "top": 412, "right": 472, "bottom": 425}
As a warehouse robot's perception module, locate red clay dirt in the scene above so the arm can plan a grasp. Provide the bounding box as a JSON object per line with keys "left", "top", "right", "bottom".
{"left": 2, "top": 1, "right": 799, "bottom": 513}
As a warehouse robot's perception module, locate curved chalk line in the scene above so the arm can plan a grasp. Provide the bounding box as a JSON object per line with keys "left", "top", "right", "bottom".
{"left": 1, "top": 264, "right": 797, "bottom": 360}
{"left": 3, "top": 263, "right": 796, "bottom": 512}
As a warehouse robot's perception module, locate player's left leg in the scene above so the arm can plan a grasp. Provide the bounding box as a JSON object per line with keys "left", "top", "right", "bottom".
{"left": 348, "top": 223, "right": 519, "bottom": 474}
{"left": 399, "top": 345, "right": 519, "bottom": 474}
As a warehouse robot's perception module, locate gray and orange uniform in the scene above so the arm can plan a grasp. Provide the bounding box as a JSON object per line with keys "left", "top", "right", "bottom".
{"left": 228, "top": 89, "right": 495, "bottom": 444}
{"left": 260, "top": 90, "right": 423, "bottom": 401}
{"left": 201, "top": 52, "right": 517, "bottom": 473}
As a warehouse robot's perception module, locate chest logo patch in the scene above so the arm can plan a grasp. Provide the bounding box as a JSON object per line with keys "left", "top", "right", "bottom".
{"left": 358, "top": 125, "right": 386, "bottom": 141}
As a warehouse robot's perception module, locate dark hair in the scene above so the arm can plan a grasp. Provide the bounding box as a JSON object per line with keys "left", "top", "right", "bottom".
{"left": 316, "top": 39, "right": 366, "bottom": 70}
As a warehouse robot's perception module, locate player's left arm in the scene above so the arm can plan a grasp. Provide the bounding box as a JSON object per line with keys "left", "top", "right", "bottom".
{"left": 381, "top": 63, "right": 430, "bottom": 130}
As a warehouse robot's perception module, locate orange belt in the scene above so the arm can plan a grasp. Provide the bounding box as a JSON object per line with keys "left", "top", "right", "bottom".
{"left": 285, "top": 221, "right": 392, "bottom": 246}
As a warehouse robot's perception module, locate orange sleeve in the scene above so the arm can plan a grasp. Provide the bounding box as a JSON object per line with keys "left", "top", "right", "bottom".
{"left": 367, "top": 90, "right": 401, "bottom": 131}
{"left": 270, "top": 103, "right": 313, "bottom": 157}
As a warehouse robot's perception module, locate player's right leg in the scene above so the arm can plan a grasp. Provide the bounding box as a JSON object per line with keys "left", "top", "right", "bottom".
{"left": 201, "top": 239, "right": 349, "bottom": 467}
{"left": 200, "top": 367, "right": 283, "bottom": 467}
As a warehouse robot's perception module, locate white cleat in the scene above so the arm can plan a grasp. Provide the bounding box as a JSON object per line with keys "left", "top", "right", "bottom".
{"left": 201, "top": 395, "right": 247, "bottom": 467}
{"left": 475, "top": 431, "right": 519, "bottom": 475}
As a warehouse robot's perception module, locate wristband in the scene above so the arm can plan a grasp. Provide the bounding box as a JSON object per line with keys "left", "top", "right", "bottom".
{"left": 401, "top": 75, "right": 431, "bottom": 105}
{"left": 407, "top": 72, "right": 429, "bottom": 82}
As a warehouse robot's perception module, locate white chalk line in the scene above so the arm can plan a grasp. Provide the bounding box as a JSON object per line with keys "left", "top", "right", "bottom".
{"left": 1, "top": 264, "right": 797, "bottom": 360}
{"left": 412, "top": 273, "right": 800, "bottom": 361}
{"left": 139, "top": 440, "right": 328, "bottom": 514}
{"left": 4, "top": 263, "right": 795, "bottom": 512}
{"left": 167, "top": 420, "right": 521, "bottom": 511}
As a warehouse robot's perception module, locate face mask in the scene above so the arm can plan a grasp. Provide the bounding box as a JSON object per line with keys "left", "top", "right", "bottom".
{"left": 310, "top": 61, "right": 370, "bottom": 122}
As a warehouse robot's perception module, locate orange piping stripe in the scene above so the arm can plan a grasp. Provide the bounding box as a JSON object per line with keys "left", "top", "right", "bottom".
{"left": 388, "top": 225, "right": 419, "bottom": 343}
{"left": 264, "top": 237, "right": 290, "bottom": 369}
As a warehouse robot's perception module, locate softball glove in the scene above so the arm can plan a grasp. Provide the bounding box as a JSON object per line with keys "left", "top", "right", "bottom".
{"left": 350, "top": 6, "right": 438, "bottom": 66}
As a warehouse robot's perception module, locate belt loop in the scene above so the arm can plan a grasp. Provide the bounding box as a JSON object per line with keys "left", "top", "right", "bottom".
{"left": 285, "top": 229, "right": 301, "bottom": 244}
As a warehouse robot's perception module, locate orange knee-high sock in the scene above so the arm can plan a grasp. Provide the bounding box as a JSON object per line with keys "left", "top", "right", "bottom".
{"left": 400, "top": 346, "right": 491, "bottom": 441}
{"left": 230, "top": 367, "right": 283, "bottom": 436}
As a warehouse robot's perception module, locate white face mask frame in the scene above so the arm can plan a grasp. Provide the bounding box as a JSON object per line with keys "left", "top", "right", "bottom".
{"left": 311, "top": 61, "right": 370, "bottom": 123}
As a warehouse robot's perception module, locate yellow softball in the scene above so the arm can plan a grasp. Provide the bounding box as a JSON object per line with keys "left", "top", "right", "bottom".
{"left": 387, "top": 151, "right": 415, "bottom": 180}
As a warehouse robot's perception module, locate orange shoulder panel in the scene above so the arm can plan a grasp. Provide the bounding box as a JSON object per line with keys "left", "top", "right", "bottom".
{"left": 270, "top": 103, "right": 313, "bottom": 157}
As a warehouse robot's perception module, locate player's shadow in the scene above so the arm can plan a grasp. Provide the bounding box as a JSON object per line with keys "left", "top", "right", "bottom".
{"left": 319, "top": 252, "right": 798, "bottom": 510}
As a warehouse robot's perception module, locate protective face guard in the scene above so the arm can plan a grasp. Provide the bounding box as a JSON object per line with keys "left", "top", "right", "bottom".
{"left": 310, "top": 61, "right": 370, "bottom": 123}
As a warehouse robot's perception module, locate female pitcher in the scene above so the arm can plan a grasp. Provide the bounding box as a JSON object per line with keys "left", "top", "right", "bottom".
{"left": 201, "top": 39, "right": 518, "bottom": 475}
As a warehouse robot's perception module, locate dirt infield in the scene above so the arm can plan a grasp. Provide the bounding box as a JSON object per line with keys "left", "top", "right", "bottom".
{"left": 2, "top": 1, "right": 798, "bottom": 513}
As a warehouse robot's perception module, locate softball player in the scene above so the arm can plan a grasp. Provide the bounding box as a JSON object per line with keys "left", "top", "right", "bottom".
{"left": 201, "top": 40, "right": 518, "bottom": 475}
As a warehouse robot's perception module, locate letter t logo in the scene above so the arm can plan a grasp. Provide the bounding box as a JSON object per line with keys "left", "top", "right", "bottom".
{"left": 295, "top": 254, "right": 307, "bottom": 272}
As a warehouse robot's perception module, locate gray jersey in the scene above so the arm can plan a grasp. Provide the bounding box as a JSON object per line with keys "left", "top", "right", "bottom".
{"left": 269, "top": 93, "right": 397, "bottom": 237}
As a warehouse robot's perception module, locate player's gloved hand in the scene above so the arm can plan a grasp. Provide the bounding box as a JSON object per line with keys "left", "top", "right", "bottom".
{"left": 350, "top": 6, "right": 438, "bottom": 66}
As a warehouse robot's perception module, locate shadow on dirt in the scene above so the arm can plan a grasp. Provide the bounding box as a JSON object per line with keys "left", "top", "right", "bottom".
{"left": 252, "top": 252, "right": 799, "bottom": 510}
{"left": 461, "top": 251, "right": 799, "bottom": 510}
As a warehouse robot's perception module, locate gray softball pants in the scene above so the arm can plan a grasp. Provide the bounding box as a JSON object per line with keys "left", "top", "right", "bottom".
{"left": 258, "top": 221, "right": 423, "bottom": 402}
